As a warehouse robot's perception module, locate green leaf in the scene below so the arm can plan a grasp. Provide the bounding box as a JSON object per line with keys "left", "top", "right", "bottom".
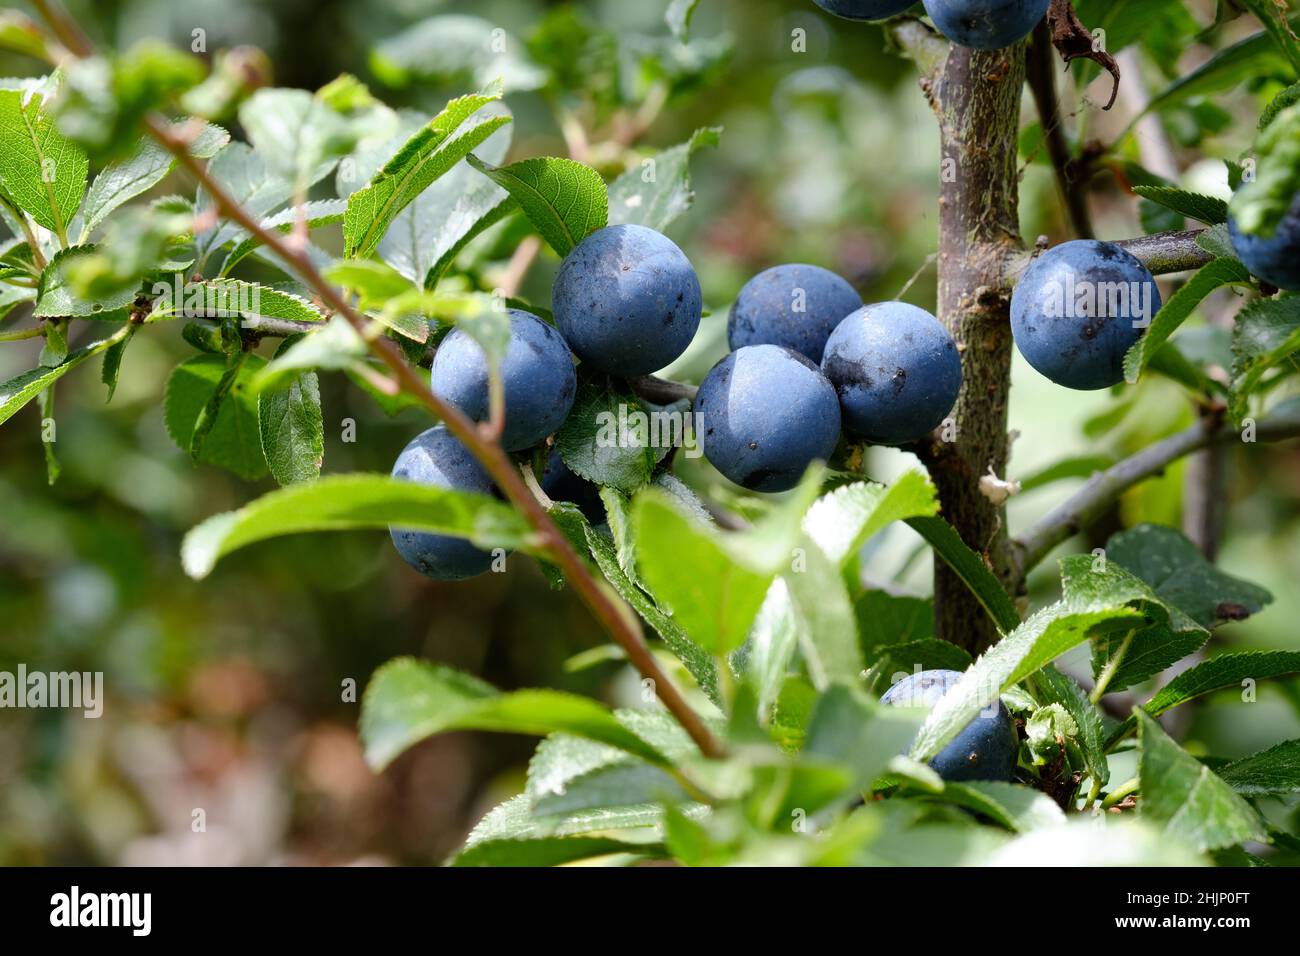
{"left": 148, "top": 278, "right": 325, "bottom": 326}
{"left": 1106, "top": 523, "right": 1273, "bottom": 628}
{"left": 1234, "top": 0, "right": 1300, "bottom": 74}
{"left": 855, "top": 592, "right": 934, "bottom": 658}
{"left": 803, "top": 685, "right": 924, "bottom": 789}
{"left": 934, "top": 781, "right": 1066, "bottom": 833}
{"left": 221, "top": 198, "right": 347, "bottom": 275}
{"left": 1261, "top": 81, "right": 1300, "bottom": 130}
{"left": 1218, "top": 739, "right": 1300, "bottom": 796}
{"left": 584, "top": 524, "right": 719, "bottom": 703}
{"left": 744, "top": 579, "right": 802, "bottom": 719}
{"left": 1123, "top": 259, "right": 1252, "bottom": 383}
{"left": 467, "top": 154, "right": 607, "bottom": 257}
{"left": 1137, "top": 710, "right": 1265, "bottom": 853}
{"left": 1033, "top": 664, "right": 1109, "bottom": 787}
{"left": 906, "top": 515, "right": 1021, "bottom": 634}
{"left": 1131, "top": 186, "right": 1228, "bottom": 225}
{"left": 1230, "top": 294, "right": 1300, "bottom": 419}
{"left": 164, "top": 353, "right": 268, "bottom": 480}
{"left": 870, "top": 640, "right": 973, "bottom": 685}
{"left": 193, "top": 143, "right": 293, "bottom": 268}
{"left": 238, "top": 87, "right": 376, "bottom": 191}
{"left": 803, "top": 470, "right": 939, "bottom": 566}
{"left": 1196, "top": 222, "right": 1237, "bottom": 259}
{"left": 450, "top": 794, "right": 661, "bottom": 865}
{"left": 100, "top": 321, "right": 136, "bottom": 401}
{"left": 1230, "top": 103, "right": 1300, "bottom": 237}
{"left": 78, "top": 122, "right": 228, "bottom": 240}
{"left": 555, "top": 377, "right": 658, "bottom": 495}
{"left": 607, "top": 127, "right": 719, "bottom": 232}
{"left": 374, "top": 103, "right": 514, "bottom": 289}
{"left": 0, "top": 329, "right": 124, "bottom": 425}
{"left": 453, "top": 833, "right": 643, "bottom": 867}
{"left": 665, "top": 0, "right": 702, "bottom": 43}
{"left": 1084, "top": 554, "right": 1209, "bottom": 694}
{"left": 370, "top": 16, "right": 547, "bottom": 93}
{"left": 359, "top": 657, "right": 665, "bottom": 771}
{"left": 0, "top": 86, "right": 87, "bottom": 238}
{"left": 782, "top": 536, "right": 864, "bottom": 688}
{"left": 632, "top": 487, "right": 775, "bottom": 655}
{"left": 1143, "top": 22, "right": 1296, "bottom": 118}
{"left": 1108, "top": 651, "right": 1300, "bottom": 746}
{"left": 34, "top": 245, "right": 138, "bottom": 319}
{"left": 910, "top": 555, "right": 1156, "bottom": 762}
{"left": 343, "top": 92, "right": 511, "bottom": 259}
{"left": 180, "top": 473, "right": 534, "bottom": 579}
{"left": 258, "top": 337, "right": 324, "bottom": 486}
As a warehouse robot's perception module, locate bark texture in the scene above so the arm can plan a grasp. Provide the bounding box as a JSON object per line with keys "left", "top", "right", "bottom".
{"left": 919, "top": 43, "right": 1027, "bottom": 655}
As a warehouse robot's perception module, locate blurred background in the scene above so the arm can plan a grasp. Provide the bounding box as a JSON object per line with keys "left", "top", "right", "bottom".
{"left": 1, "top": 0, "right": 1297, "bottom": 864}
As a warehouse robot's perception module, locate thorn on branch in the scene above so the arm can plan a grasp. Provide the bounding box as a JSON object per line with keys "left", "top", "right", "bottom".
{"left": 1046, "top": 0, "right": 1121, "bottom": 110}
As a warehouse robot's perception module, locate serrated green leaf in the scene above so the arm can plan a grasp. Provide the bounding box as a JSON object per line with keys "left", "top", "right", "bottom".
{"left": 251, "top": 315, "right": 367, "bottom": 393}
{"left": 0, "top": 87, "right": 87, "bottom": 239}
{"left": 803, "top": 685, "right": 924, "bottom": 789}
{"left": 803, "top": 470, "right": 939, "bottom": 566}
{"left": 1107, "top": 523, "right": 1273, "bottom": 628}
{"left": 1131, "top": 186, "right": 1228, "bottom": 225}
{"left": 99, "top": 321, "right": 136, "bottom": 401}
{"left": 343, "top": 93, "right": 511, "bottom": 259}
{"left": 359, "top": 657, "right": 666, "bottom": 771}
{"left": 1231, "top": 103, "right": 1300, "bottom": 237}
{"left": 910, "top": 555, "right": 1158, "bottom": 763}
{"left": 194, "top": 142, "right": 293, "bottom": 268}
{"left": 164, "top": 353, "right": 267, "bottom": 480}
{"left": 180, "top": 473, "right": 535, "bottom": 579}
{"left": 148, "top": 278, "right": 325, "bottom": 326}
{"left": 1218, "top": 739, "right": 1300, "bottom": 796}
{"left": 855, "top": 591, "right": 934, "bottom": 660}
{"left": 33, "top": 244, "right": 137, "bottom": 318}
{"left": 782, "top": 533, "right": 863, "bottom": 688}
{"left": 1123, "top": 259, "right": 1252, "bottom": 383}
{"left": 258, "top": 337, "right": 323, "bottom": 486}
{"left": 1137, "top": 710, "right": 1265, "bottom": 853}
{"left": 1230, "top": 293, "right": 1300, "bottom": 419}
{"left": 78, "top": 122, "right": 228, "bottom": 240}
{"left": 556, "top": 377, "right": 658, "bottom": 494}
{"left": 584, "top": 524, "right": 719, "bottom": 702}
{"left": 935, "top": 781, "right": 1067, "bottom": 833}
{"left": 906, "top": 515, "right": 1021, "bottom": 634}
{"left": 0, "top": 327, "right": 126, "bottom": 425}
{"left": 467, "top": 154, "right": 607, "bottom": 257}
{"left": 1108, "top": 651, "right": 1300, "bottom": 747}
{"left": 608, "top": 127, "right": 719, "bottom": 232}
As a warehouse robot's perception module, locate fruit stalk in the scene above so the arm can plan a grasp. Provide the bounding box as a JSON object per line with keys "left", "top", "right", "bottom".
{"left": 31, "top": 0, "right": 725, "bottom": 760}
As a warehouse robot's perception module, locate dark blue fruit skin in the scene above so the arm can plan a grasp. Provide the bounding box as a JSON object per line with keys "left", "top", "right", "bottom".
{"left": 813, "top": 0, "right": 916, "bottom": 20}
{"left": 695, "top": 344, "right": 842, "bottom": 493}
{"left": 1010, "top": 240, "right": 1161, "bottom": 391}
{"left": 921, "top": 0, "right": 1050, "bottom": 49}
{"left": 881, "top": 669, "right": 1018, "bottom": 782}
{"left": 552, "top": 224, "right": 703, "bottom": 377}
{"left": 728, "top": 263, "right": 864, "bottom": 364}
{"left": 541, "top": 448, "right": 606, "bottom": 525}
{"left": 429, "top": 309, "right": 576, "bottom": 452}
{"left": 820, "top": 302, "right": 961, "bottom": 445}
{"left": 389, "top": 426, "right": 499, "bottom": 580}
{"left": 1229, "top": 194, "right": 1300, "bottom": 291}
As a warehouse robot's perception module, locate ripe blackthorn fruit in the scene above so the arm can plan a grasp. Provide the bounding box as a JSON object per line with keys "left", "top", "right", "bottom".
{"left": 881, "top": 669, "right": 1018, "bottom": 782}
{"left": 920, "top": 0, "right": 1050, "bottom": 50}
{"left": 1010, "top": 239, "right": 1160, "bottom": 391}
{"left": 695, "top": 344, "right": 842, "bottom": 493}
{"left": 729, "top": 263, "right": 863, "bottom": 364}
{"left": 390, "top": 426, "right": 500, "bottom": 580}
{"left": 1229, "top": 193, "right": 1300, "bottom": 291}
{"left": 430, "top": 308, "right": 576, "bottom": 452}
{"left": 552, "top": 224, "right": 703, "bottom": 377}
{"left": 820, "top": 302, "right": 961, "bottom": 445}
{"left": 812, "top": 0, "right": 917, "bottom": 21}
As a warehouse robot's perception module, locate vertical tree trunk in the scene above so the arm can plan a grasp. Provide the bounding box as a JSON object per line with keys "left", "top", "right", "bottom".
{"left": 921, "top": 44, "right": 1027, "bottom": 654}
